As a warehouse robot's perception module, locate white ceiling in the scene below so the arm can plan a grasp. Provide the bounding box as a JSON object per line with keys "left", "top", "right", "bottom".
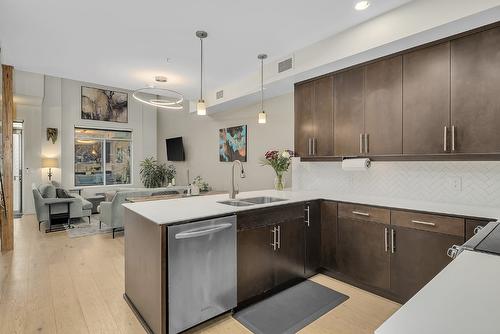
{"left": 0, "top": 0, "right": 412, "bottom": 100}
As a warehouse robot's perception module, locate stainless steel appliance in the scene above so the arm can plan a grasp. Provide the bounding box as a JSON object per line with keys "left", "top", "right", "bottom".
{"left": 167, "top": 215, "right": 237, "bottom": 333}
{"left": 448, "top": 221, "right": 500, "bottom": 259}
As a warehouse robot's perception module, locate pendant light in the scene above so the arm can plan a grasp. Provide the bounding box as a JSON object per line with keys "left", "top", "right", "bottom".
{"left": 196, "top": 31, "right": 208, "bottom": 115}
{"left": 257, "top": 54, "right": 268, "bottom": 124}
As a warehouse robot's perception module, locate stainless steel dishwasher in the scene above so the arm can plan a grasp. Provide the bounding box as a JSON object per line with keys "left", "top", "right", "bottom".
{"left": 167, "top": 215, "right": 237, "bottom": 334}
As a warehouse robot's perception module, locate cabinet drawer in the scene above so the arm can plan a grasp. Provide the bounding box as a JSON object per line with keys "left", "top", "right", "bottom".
{"left": 338, "top": 203, "right": 390, "bottom": 225}
{"left": 237, "top": 203, "right": 304, "bottom": 230}
{"left": 391, "top": 210, "right": 464, "bottom": 237}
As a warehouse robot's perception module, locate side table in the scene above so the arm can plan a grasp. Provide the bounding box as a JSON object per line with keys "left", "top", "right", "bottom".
{"left": 46, "top": 199, "right": 74, "bottom": 233}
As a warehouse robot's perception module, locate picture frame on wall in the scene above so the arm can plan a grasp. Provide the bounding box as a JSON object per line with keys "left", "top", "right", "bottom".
{"left": 81, "top": 86, "right": 128, "bottom": 123}
{"left": 219, "top": 125, "right": 247, "bottom": 162}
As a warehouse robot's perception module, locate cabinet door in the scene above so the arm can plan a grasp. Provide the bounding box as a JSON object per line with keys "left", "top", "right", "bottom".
{"left": 403, "top": 43, "right": 451, "bottom": 155}
{"left": 321, "top": 201, "right": 337, "bottom": 271}
{"left": 334, "top": 67, "right": 365, "bottom": 156}
{"left": 305, "top": 201, "right": 321, "bottom": 277}
{"left": 390, "top": 226, "right": 462, "bottom": 302}
{"left": 364, "top": 56, "right": 403, "bottom": 155}
{"left": 451, "top": 27, "right": 500, "bottom": 154}
{"left": 313, "top": 76, "right": 334, "bottom": 156}
{"left": 336, "top": 218, "right": 390, "bottom": 290}
{"left": 237, "top": 226, "right": 275, "bottom": 303}
{"left": 275, "top": 218, "right": 305, "bottom": 286}
{"left": 294, "top": 82, "right": 314, "bottom": 157}
{"left": 465, "top": 219, "right": 490, "bottom": 241}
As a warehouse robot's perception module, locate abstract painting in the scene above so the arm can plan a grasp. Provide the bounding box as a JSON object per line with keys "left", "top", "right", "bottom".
{"left": 219, "top": 125, "right": 247, "bottom": 162}
{"left": 81, "top": 86, "right": 128, "bottom": 123}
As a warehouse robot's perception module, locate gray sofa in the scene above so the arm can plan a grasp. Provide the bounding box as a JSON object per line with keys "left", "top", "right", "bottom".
{"left": 98, "top": 186, "right": 187, "bottom": 238}
{"left": 32, "top": 183, "right": 92, "bottom": 231}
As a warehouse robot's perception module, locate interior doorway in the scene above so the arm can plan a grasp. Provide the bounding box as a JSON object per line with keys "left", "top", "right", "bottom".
{"left": 13, "top": 121, "right": 23, "bottom": 217}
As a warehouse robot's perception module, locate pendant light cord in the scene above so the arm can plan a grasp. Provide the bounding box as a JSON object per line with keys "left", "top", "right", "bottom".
{"left": 200, "top": 37, "right": 203, "bottom": 100}
{"left": 260, "top": 58, "right": 264, "bottom": 111}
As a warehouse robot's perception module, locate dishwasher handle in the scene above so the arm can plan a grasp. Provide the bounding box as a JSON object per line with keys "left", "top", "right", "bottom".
{"left": 175, "top": 223, "right": 233, "bottom": 239}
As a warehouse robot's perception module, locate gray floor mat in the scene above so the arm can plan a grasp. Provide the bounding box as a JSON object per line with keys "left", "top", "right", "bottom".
{"left": 234, "top": 280, "right": 349, "bottom": 334}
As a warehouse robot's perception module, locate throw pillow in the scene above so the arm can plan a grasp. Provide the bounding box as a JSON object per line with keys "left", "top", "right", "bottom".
{"left": 56, "top": 188, "right": 73, "bottom": 199}
{"left": 38, "top": 184, "right": 56, "bottom": 198}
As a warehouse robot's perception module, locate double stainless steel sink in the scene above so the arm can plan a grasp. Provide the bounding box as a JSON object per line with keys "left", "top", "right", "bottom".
{"left": 218, "top": 196, "right": 286, "bottom": 207}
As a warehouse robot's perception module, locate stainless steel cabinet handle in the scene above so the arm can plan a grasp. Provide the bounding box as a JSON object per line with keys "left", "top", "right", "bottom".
{"left": 312, "top": 138, "right": 316, "bottom": 155}
{"left": 305, "top": 206, "right": 310, "bottom": 227}
{"left": 308, "top": 138, "right": 312, "bottom": 156}
{"left": 352, "top": 211, "right": 370, "bottom": 217}
{"left": 270, "top": 227, "right": 277, "bottom": 251}
{"left": 359, "top": 134, "right": 363, "bottom": 154}
{"left": 384, "top": 227, "right": 389, "bottom": 252}
{"left": 443, "top": 126, "right": 448, "bottom": 152}
{"left": 474, "top": 226, "right": 483, "bottom": 235}
{"left": 175, "top": 223, "right": 233, "bottom": 239}
{"left": 391, "top": 228, "right": 396, "bottom": 254}
{"left": 277, "top": 225, "right": 281, "bottom": 249}
{"left": 411, "top": 220, "right": 436, "bottom": 227}
{"left": 364, "top": 133, "right": 369, "bottom": 154}
{"left": 451, "top": 125, "right": 456, "bottom": 152}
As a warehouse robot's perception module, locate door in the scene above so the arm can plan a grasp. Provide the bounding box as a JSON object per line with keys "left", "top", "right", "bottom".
{"left": 451, "top": 26, "right": 500, "bottom": 154}
{"left": 274, "top": 219, "right": 305, "bottom": 286}
{"left": 237, "top": 225, "right": 275, "bottom": 303}
{"left": 364, "top": 56, "right": 403, "bottom": 155}
{"left": 390, "top": 226, "right": 462, "bottom": 301}
{"left": 336, "top": 218, "right": 390, "bottom": 290}
{"left": 305, "top": 201, "right": 321, "bottom": 277}
{"left": 403, "top": 43, "right": 451, "bottom": 155}
{"left": 321, "top": 201, "right": 337, "bottom": 270}
{"left": 294, "top": 82, "right": 314, "bottom": 157}
{"left": 13, "top": 126, "right": 23, "bottom": 216}
{"left": 313, "top": 76, "right": 334, "bottom": 156}
{"left": 334, "top": 67, "right": 365, "bottom": 156}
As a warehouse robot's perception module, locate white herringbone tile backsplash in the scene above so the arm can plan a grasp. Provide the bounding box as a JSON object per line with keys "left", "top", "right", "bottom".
{"left": 292, "top": 159, "right": 500, "bottom": 208}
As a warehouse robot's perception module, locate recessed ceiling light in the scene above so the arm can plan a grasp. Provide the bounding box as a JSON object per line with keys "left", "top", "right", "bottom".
{"left": 155, "top": 75, "right": 167, "bottom": 83}
{"left": 355, "top": 0, "right": 370, "bottom": 10}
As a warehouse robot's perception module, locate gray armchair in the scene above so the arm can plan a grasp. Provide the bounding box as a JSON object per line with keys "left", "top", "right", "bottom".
{"left": 98, "top": 190, "right": 151, "bottom": 238}
{"left": 32, "top": 183, "right": 92, "bottom": 231}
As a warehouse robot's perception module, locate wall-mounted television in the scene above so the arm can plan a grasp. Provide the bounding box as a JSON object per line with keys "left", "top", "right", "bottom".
{"left": 166, "top": 137, "right": 185, "bottom": 161}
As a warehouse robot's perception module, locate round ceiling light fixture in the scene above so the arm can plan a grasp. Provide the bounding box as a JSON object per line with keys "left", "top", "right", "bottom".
{"left": 132, "top": 86, "right": 184, "bottom": 110}
{"left": 354, "top": 0, "right": 370, "bottom": 10}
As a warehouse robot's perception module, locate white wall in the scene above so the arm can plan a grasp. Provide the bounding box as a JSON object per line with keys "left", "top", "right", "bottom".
{"left": 11, "top": 70, "right": 158, "bottom": 214}
{"left": 293, "top": 160, "right": 500, "bottom": 209}
{"left": 157, "top": 93, "right": 294, "bottom": 192}
{"left": 60, "top": 78, "right": 157, "bottom": 195}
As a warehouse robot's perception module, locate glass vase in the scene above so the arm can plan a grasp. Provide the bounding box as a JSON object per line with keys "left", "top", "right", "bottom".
{"left": 274, "top": 172, "right": 285, "bottom": 191}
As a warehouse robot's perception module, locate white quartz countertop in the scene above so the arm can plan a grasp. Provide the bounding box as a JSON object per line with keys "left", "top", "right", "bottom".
{"left": 122, "top": 189, "right": 500, "bottom": 225}
{"left": 375, "top": 250, "right": 500, "bottom": 334}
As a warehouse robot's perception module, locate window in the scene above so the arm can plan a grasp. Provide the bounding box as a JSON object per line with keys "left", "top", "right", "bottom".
{"left": 74, "top": 127, "right": 132, "bottom": 186}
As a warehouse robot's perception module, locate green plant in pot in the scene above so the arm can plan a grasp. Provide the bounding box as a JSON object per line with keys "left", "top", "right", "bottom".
{"left": 139, "top": 157, "right": 167, "bottom": 188}
{"left": 166, "top": 164, "right": 176, "bottom": 184}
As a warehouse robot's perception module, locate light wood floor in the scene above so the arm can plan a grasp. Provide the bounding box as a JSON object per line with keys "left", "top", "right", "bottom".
{"left": 0, "top": 215, "right": 400, "bottom": 334}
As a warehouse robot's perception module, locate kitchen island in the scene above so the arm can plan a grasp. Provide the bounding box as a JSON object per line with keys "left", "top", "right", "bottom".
{"left": 123, "top": 189, "right": 500, "bottom": 334}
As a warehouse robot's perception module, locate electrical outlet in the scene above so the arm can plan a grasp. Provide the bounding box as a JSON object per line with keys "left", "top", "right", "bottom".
{"left": 449, "top": 176, "right": 462, "bottom": 192}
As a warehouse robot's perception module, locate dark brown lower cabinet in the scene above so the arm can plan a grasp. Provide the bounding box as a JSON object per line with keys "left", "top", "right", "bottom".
{"left": 237, "top": 225, "right": 275, "bottom": 304}
{"left": 237, "top": 204, "right": 306, "bottom": 304}
{"left": 305, "top": 201, "right": 321, "bottom": 277}
{"left": 275, "top": 218, "right": 305, "bottom": 286}
{"left": 390, "top": 226, "right": 462, "bottom": 301}
{"left": 336, "top": 218, "right": 391, "bottom": 291}
{"left": 320, "top": 201, "right": 337, "bottom": 270}
{"left": 465, "top": 219, "right": 491, "bottom": 240}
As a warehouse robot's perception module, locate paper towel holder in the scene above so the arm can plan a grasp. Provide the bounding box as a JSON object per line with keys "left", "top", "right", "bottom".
{"left": 342, "top": 157, "right": 371, "bottom": 168}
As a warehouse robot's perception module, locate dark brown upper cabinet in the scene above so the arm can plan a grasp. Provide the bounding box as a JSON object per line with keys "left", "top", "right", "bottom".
{"left": 294, "top": 76, "right": 334, "bottom": 157}
{"left": 451, "top": 26, "right": 500, "bottom": 154}
{"left": 334, "top": 67, "right": 365, "bottom": 156}
{"left": 364, "top": 56, "right": 403, "bottom": 155}
{"left": 403, "top": 43, "right": 451, "bottom": 155}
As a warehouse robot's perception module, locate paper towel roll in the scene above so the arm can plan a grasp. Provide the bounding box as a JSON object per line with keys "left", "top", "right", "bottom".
{"left": 342, "top": 158, "right": 371, "bottom": 171}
